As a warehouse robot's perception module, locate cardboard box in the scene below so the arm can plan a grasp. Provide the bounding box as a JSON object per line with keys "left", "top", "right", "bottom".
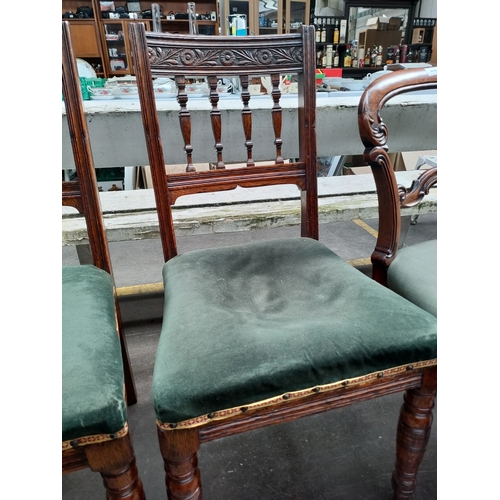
{"left": 412, "top": 28, "right": 425, "bottom": 44}
{"left": 400, "top": 150, "right": 437, "bottom": 170}
{"left": 366, "top": 17, "right": 389, "bottom": 30}
{"left": 387, "top": 17, "right": 402, "bottom": 30}
{"left": 135, "top": 163, "right": 210, "bottom": 189}
{"left": 342, "top": 153, "right": 406, "bottom": 174}
{"left": 343, "top": 165, "right": 372, "bottom": 175}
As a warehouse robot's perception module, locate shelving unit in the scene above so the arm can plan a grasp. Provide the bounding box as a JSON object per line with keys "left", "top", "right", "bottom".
{"left": 221, "top": 0, "right": 309, "bottom": 36}
{"left": 407, "top": 17, "right": 436, "bottom": 63}
{"left": 62, "top": 0, "right": 219, "bottom": 77}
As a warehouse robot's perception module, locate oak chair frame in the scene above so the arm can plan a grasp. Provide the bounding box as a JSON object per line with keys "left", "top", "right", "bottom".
{"left": 129, "top": 23, "right": 436, "bottom": 499}
{"left": 357, "top": 67, "right": 437, "bottom": 286}
{"left": 62, "top": 21, "right": 145, "bottom": 499}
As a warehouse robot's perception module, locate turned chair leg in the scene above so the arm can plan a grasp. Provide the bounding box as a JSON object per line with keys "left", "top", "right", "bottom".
{"left": 392, "top": 366, "right": 437, "bottom": 499}
{"left": 157, "top": 427, "right": 202, "bottom": 500}
{"left": 85, "top": 434, "right": 146, "bottom": 500}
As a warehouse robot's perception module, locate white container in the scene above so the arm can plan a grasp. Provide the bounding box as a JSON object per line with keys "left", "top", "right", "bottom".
{"left": 326, "top": 45, "right": 333, "bottom": 68}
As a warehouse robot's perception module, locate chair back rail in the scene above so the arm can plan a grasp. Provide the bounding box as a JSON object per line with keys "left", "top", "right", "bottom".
{"left": 128, "top": 24, "right": 318, "bottom": 261}
{"left": 62, "top": 32, "right": 112, "bottom": 275}
{"left": 357, "top": 68, "right": 437, "bottom": 284}
{"left": 62, "top": 21, "right": 137, "bottom": 406}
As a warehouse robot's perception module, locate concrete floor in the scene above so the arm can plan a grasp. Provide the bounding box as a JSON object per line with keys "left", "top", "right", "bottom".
{"left": 62, "top": 215, "right": 437, "bottom": 500}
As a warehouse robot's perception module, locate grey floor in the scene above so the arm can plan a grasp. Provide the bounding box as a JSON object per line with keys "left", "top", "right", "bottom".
{"left": 62, "top": 215, "right": 437, "bottom": 500}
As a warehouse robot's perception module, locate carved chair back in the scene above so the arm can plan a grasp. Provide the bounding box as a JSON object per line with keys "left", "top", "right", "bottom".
{"left": 357, "top": 67, "right": 437, "bottom": 285}
{"left": 128, "top": 27, "right": 437, "bottom": 500}
{"left": 128, "top": 23, "right": 318, "bottom": 261}
{"left": 62, "top": 21, "right": 137, "bottom": 405}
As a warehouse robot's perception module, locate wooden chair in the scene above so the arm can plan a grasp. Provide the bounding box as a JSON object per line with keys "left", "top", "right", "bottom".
{"left": 62, "top": 21, "right": 145, "bottom": 499}
{"left": 358, "top": 68, "right": 437, "bottom": 317}
{"left": 129, "top": 23, "right": 437, "bottom": 499}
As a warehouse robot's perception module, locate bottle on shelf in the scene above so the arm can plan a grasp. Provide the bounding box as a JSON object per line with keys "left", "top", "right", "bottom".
{"left": 407, "top": 46, "right": 415, "bottom": 63}
{"left": 322, "top": 47, "right": 327, "bottom": 67}
{"left": 418, "top": 45, "right": 429, "bottom": 62}
{"left": 326, "top": 45, "right": 333, "bottom": 68}
{"left": 370, "top": 45, "right": 377, "bottom": 67}
{"left": 333, "top": 19, "right": 339, "bottom": 44}
{"left": 351, "top": 44, "right": 358, "bottom": 68}
{"left": 358, "top": 46, "right": 364, "bottom": 68}
{"left": 343, "top": 44, "right": 352, "bottom": 68}
{"left": 316, "top": 50, "right": 323, "bottom": 67}
{"left": 364, "top": 47, "right": 371, "bottom": 67}
{"left": 321, "top": 25, "right": 326, "bottom": 43}
{"left": 315, "top": 24, "right": 321, "bottom": 43}
{"left": 333, "top": 45, "right": 339, "bottom": 67}
{"left": 399, "top": 44, "right": 408, "bottom": 63}
{"left": 385, "top": 46, "right": 395, "bottom": 65}
{"left": 375, "top": 45, "right": 383, "bottom": 67}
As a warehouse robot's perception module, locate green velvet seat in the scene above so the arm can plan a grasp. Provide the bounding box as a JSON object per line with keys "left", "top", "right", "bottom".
{"left": 152, "top": 238, "right": 437, "bottom": 426}
{"left": 62, "top": 265, "right": 127, "bottom": 443}
{"left": 387, "top": 240, "right": 437, "bottom": 318}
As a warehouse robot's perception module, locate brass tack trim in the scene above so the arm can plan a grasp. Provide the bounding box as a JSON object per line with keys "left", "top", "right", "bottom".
{"left": 155, "top": 359, "right": 437, "bottom": 431}
{"left": 207, "top": 412, "right": 215, "bottom": 419}
{"left": 62, "top": 423, "right": 129, "bottom": 451}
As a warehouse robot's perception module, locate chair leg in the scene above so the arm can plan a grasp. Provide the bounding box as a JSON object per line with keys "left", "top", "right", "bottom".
{"left": 157, "top": 427, "right": 202, "bottom": 500}
{"left": 85, "top": 434, "right": 146, "bottom": 500}
{"left": 392, "top": 366, "right": 437, "bottom": 499}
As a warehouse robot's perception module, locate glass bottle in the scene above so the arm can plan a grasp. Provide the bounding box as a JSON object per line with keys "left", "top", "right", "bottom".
{"left": 187, "top": 2, "right": 198, "bottom": 35}
{"left": 351, "top": 45, "right": 358, "bottom": 68}
{"left": 364, "top": 47, "right": 371, "bottom": 67}
{"left": 326, "top": 45, "right": 333, "bottom": 68}
{"left": 317, "top": 50, "right": 322, "bottom": 67}
{"left": 358, "top": 47, "right": 364, "bottom": 68}
{"left": 370, "top": 45, "right": 377, "bottom": 67}
{"left": 333, "top": 45, "right": 339, "bottom": 67}
{"left": 333, "top": 19, "right": 339, "bottom": 44}
{"left": 375, "top": 45, "right": 383, "bottom": 67}
{"left": 343, "top": 44, "right": 352, "bottom": 68}
{"left": 407, "top": 46, "right": 415, "bottom": 63}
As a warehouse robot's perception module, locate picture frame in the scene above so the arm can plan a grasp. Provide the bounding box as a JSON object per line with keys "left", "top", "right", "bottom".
{"left": 100, "top": 1, "right": 116, "bottom": 11}
{"left": 127, "top": 1, "right": 141, "bottom": 12}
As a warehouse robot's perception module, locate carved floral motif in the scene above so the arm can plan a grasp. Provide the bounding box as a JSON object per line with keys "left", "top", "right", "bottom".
{"left": 148, "top": 45, "right": 302, "bottom": 68}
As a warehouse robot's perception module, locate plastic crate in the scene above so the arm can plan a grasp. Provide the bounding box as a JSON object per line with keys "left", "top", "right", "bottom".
{"left": 79, "top": 77, "right": 106, "bottom": 100}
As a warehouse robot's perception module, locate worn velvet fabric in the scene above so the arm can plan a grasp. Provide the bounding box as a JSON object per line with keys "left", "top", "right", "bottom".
{"left": 387, "top": 240, "right": 437, "bottom": 317}
{"left": 152, "top": 238, "right": 437, "bottom": 424}
{"left": 62, "top": 265, "right": 127, "bottom": 442}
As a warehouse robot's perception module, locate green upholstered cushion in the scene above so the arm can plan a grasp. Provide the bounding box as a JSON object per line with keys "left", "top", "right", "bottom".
{"left": 62, "top": 265, "right": 127, "bottom": 442}
{"left": 387, "top": 239, "right": 437, "bottom": 317}
{"left": 152, "top": 238, "right": 437, "bottom": 424}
